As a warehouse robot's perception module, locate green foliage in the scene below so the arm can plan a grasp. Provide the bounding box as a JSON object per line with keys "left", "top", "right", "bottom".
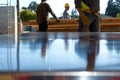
{"left": 105, "top": 0, "right": 120, "bottom": 17}
{"left": 71, "top": 9, "right": 79, "bottom": 18}
{"left": 116, "top": 12, "right": 120, "bottom": 18}
{"left": 20, "top": 9, "right": 36, "bottom": 22}
{"left": 21, "top": 7, "right": 27, "bottom": 9}
{"left": 28, "top": 1, "right": 38, "bottom": 12}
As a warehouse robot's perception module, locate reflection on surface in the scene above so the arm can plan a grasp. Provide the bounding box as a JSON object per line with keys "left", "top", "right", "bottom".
{"left": 95, "top": 33, "right": 120, "bottom": 70}
{"left": 15, "top": 75, "right": 120, "bottom": 80}
{"left": 0, "top": 32, "right": 120, "bottom": 72}
{"left": 19, "top": 34, "right": 85, "bottom": 71}
{"left": 0, "top": 35, "right": 17, "bottom": 71}
{"left": 106, "top": 40, "right": 120, "bottom": 54}
{"left": 75, "top": 34, "right": 100, "bottom": 71}
{"left": 95, "top": 40, "right": 120, "bottom": 70}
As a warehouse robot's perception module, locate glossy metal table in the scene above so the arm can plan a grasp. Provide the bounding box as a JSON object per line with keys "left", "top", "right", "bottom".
{"left": 0, "top": 32, "right": 120, "bottom": 80}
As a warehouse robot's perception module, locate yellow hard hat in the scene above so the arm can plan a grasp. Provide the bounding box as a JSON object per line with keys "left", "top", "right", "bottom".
{"left": 64, "top": 3, "right": 69, "bottom": 8}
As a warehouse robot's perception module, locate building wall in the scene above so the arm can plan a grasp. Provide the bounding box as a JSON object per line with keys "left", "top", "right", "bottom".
{"left": 0, "top": 6, "right": 17, "bottom": 34}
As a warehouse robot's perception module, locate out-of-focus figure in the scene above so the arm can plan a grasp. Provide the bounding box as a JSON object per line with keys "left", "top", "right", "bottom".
{"left": 36, "top": 0, "right": 60, "bottom": 32}
{"left": 63, "top": 3, "right": 70, "bottom": 19}
{"left": 74, "top": 0, "right": 100, "bottom": 32}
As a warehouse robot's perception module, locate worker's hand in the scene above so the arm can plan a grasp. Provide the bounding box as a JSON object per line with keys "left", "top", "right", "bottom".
{"left": 94, "top": 12, "right": 99, "bottom": 16}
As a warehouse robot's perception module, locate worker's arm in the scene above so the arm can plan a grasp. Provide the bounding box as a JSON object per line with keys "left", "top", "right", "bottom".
{"left": 76, "top": 6, "right": 91, "bottom": 31}
{"left": 76, "top": 8, "right": 84, "bottom": 16}
{"left": 74, "top": 0, "right": 87, "bottom": 17}
{"left": 47, "top": 4, "right": 60, "bottom": 22}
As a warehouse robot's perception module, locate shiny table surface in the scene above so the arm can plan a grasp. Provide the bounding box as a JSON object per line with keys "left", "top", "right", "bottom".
{"left": 0, "top": 32, "right": 120, "bottom": 76}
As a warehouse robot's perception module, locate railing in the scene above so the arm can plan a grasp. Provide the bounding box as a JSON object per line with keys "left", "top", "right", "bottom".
{"left": 22, "top": 18, "right": 120, "bottom": 32}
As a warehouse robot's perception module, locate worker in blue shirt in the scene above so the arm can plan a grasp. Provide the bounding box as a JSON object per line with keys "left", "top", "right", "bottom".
{"left": 63, "top": 3, "right": 70, "bottom": 19}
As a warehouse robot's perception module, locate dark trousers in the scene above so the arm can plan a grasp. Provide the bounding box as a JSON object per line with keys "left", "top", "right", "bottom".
{"left": 38, "top": 20, "right": 48, "bottom": 32}
{"left": 78, "top": 12, "right": 100, "bottom": 32}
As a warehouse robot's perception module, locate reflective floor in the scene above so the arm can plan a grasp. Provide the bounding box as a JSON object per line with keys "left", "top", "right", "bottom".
{"left": 0, "top": 32, "right": 120, "bottom": 79}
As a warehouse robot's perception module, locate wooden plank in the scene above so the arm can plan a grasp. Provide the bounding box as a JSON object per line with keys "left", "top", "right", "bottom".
{"left": 101, "top": 23, "right": 120, "bottom": 27}
{"left": 22, "top": 18, "right": 120, "bottom": 32}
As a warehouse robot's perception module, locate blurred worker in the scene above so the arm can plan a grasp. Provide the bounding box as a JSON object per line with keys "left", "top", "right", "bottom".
{"left": 36, "top": 0, "right": 60, "bottom": 32}
{"left": 63, "top": 3, "right": 70, "bottom": 19}
{"left": 74, "top": 0, "right": 100, "bottom": 32}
